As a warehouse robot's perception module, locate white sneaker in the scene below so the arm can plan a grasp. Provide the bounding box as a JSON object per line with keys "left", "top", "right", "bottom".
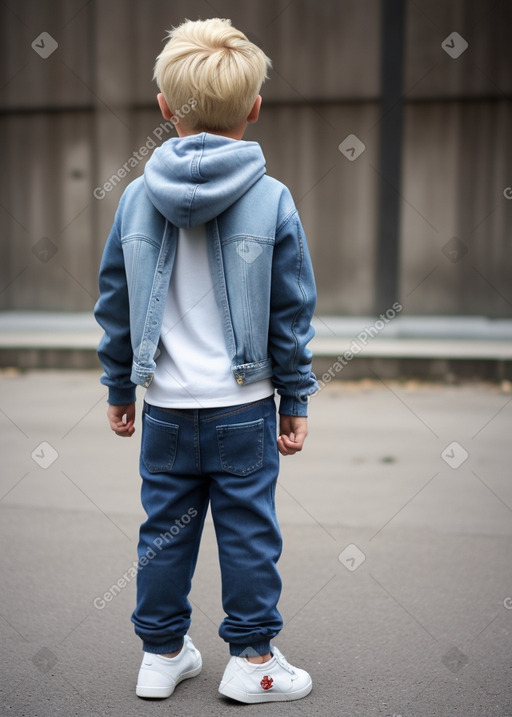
{"left": 136, "top": 635, "right": 202, "bottom": 698}
{"left": 218, "top": 646, "right": 312, "bottom": 703}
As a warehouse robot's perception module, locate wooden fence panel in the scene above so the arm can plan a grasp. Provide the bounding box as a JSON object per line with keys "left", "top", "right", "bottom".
{"left": 0, "top": 0, "right": 510, "bottom": 316}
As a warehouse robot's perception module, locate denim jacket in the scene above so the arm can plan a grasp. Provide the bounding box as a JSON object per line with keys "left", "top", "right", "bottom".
{"left": 94, "top": 133, "right": 317, "bottom": 416}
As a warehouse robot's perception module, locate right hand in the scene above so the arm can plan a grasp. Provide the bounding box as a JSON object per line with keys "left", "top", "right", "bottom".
{"left": 277, "top": 415, "right": 308, "bottom": 456}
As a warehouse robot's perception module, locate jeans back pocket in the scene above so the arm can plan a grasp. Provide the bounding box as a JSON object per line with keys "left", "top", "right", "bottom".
{"left": 142, "top": 413, "right": 179, "bottom": 473}
{"left": 216, "top": 418, "right": 264, "bottom": 476}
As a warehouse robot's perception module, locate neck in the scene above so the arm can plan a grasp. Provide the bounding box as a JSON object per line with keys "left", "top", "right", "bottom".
{"left": 175, "top": 121, "right": 248, "bottom": 141}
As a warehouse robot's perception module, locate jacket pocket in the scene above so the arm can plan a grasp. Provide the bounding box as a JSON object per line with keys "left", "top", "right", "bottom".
{"left": 142, "top": 413, "right": 179, "bottom": 473}
{"left": 216, "top": 419, "right": 264, "bottom": 476}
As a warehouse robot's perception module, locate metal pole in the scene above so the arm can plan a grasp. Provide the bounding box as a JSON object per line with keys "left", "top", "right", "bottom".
{"left": 375, "top": 0, "right": 405, "bottom": 312}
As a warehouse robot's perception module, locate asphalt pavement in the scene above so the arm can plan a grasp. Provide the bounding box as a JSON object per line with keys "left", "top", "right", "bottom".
{"left": 1, "top": 370, "right": 511, "bottom": 716}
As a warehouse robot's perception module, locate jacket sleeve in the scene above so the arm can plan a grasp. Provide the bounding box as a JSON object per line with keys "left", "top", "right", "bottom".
{"left": 269, "top": 207, "right": 318, "bottom": 416}
{"left": 94, "top": 218, "right": 137, "bottom": 406}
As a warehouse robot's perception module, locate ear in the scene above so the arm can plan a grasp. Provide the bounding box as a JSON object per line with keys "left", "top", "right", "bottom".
{"left": 157, "top": 93, "right": 174, "bottom": 121}
{"left": 247, "top": 95, "right": 262, "bottom": 124}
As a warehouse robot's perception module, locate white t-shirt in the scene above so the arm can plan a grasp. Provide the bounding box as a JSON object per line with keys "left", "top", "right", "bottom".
{"left": 144, "top": 224, "right": 274, "bottom": 409}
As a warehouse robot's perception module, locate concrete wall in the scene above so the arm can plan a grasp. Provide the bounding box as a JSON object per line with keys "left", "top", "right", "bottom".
{"left": 1, "top": 0, "right": 511, "bottom": 316}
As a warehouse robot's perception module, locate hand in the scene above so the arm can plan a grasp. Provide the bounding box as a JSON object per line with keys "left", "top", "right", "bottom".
{"left": 107, "top": 403, "right": 136, "bottom": 437}
{"left": 277, "top": 415, "right": 308, "bottom": 456}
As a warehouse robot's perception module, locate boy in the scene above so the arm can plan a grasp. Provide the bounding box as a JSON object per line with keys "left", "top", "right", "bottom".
{"left": 94, "top": 17, "right": 317, "bottom": 704}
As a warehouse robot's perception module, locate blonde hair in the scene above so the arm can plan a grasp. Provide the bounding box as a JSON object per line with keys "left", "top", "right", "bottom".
{"left": 153, "top": 18, "right": 272, "bottom": 132}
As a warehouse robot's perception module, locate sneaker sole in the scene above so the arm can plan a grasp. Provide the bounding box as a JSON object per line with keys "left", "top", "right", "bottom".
{"left": 218, "top": 677, "right": 312, "bottom": 704}
{"left": 136, "top": 661, "right": 202, "bottom": 699}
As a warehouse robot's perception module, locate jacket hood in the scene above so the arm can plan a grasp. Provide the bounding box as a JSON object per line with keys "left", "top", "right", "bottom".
{"left": 143, "top": 133, "right": 266, "bottom": 228}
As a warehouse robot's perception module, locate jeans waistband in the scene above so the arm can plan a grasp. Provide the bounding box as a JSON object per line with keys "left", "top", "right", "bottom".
{"left": 143, "top": 395, "right": 274, "bottom": 422}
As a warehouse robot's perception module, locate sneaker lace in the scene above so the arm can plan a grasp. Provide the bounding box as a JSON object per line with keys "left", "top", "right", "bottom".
{"left": 271, "top": 647, "right": 296, "bottom": 676}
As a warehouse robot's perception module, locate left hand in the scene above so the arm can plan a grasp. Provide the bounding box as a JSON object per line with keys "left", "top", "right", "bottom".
{"left": 107, "top": 402, "right": 136, "bottom": 437}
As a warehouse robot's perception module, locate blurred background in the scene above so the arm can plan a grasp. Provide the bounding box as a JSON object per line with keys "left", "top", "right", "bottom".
{"left": 0, "top": 0, "right": 511, "bottom": 376}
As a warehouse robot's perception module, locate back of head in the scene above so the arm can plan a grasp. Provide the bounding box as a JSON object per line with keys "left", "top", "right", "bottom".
{"left": 153, "top": 18, "right": 272, "bottom": 133}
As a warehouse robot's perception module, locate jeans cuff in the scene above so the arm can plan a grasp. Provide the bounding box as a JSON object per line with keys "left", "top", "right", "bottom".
{"left": 142, "top": 636, "right": 185, "bottom": 654}
{"left": 230, "top": 641, "right": 272, "bottom": 657}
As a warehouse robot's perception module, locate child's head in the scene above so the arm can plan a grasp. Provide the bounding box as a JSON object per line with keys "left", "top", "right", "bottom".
{"left": 153, "top": 18, "right": 272, "bottom": 133}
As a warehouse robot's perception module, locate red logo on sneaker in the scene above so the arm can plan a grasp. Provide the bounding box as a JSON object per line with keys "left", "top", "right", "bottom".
{"left": 260, "top": 675, "right": 273, "bottom": 690}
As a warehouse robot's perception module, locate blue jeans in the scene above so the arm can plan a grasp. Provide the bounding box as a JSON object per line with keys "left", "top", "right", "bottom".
{"left": 131, "top": 395, "right": 283, "bottom": 656}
